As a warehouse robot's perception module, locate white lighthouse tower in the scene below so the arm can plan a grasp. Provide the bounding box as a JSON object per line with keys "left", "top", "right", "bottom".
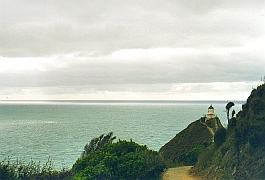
{"left": 206, "top": 104, "right": 216, "bottom": 120}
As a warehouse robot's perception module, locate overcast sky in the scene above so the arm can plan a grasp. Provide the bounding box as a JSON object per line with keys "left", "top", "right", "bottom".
{"left": 0, "top": 0, "right": 264, "bottom": 100}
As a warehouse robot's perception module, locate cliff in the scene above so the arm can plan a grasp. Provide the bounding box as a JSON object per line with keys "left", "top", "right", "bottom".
{"left": 192, "top": 83, "right": 265, "bottom": 179}
{"left": 159, "top": 117, "right": 223, "bottom": 167}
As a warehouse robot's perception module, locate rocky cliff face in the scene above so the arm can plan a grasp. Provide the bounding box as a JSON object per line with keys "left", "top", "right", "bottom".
{"left": 159, "top": 117, "right": 222, "bottom": 167}
{"left": 192, "top": 83, "right": 265, "bottom": 180}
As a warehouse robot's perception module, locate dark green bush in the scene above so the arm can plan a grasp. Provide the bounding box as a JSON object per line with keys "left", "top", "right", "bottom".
{"left": 214, "top": 127, "right": 227, "bottom": 148}
{"left": 0, "top": 159, "right": 16, "bottom": 180}
{"left": 228, "top": 117, "right": 237, "bottom": 129}
{"left": 249, "top": 131, "right": 265, "bottom": 149}
{"left": 82, "top": 132, "right": 116, "bottom": 158}
{"left": 185, "top": 145, "right": 204, "bottom": 165}
{"left": 72, "top": 140, "right": 166, "bottom": 180}
{"left": 257, "top": 84, "right": 265, "bottom": 97}
{"left": 250, "top": 99, "right": 265, "bottom": 114}
{"left": 234, "top": 121, "right": 250, "bottom": 146}
{"left": 0, "top": 158, "right": 72, "bottom": 180}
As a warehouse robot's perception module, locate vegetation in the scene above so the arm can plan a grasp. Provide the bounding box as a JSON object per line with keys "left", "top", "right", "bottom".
{"left": 214, "top": 127, "right": 227, "bottom": 148}
{"left": 72, "top": 140, "right": 166, "bottom": 180}
{"left": 0, "top": 158, "right": 71, "bottom": 180}
{"left": 192, "top": 83, "right": 265, "bottom": 179}
{"left": 81, "top": 132, "right": 116, "bottom": 158}
{"left": 226, "top": 101, "right": 235, "bottom": 121}
{"left": 159, "top": 119, "right": 216, "bottom": 167}
{"left": 1, "top": 133, "right": 165, "bottom": 180}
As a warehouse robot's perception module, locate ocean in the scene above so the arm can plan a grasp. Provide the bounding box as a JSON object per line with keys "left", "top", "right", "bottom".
{"left": 0, "top": 100, "right": 243, "bottom": 169}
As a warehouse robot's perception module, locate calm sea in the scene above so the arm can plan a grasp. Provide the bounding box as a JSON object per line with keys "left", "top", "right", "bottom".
{"left": 0, "top": 100, "right": 243, "bottom": 169}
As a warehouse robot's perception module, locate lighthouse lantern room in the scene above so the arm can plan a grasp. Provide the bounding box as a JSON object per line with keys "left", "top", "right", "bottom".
{"left": 206, "top": 104, "right": 216, "bottom": 120}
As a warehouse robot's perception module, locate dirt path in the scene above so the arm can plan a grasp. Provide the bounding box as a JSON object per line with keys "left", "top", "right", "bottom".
{"left": 162, "top": 166, "right": 201, "bottom": 180}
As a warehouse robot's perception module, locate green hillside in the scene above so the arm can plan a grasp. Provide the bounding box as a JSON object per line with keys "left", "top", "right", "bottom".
{"left": 159, "top": 117, "right": 222, "bottom": 167}
{"left": 192, "top": 83, "right": 265, "bottom": 179}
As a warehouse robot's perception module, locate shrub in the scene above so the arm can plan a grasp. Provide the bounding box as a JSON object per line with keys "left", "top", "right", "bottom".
{"left": 0, "top": 158, "right": 16, "bottom": 180}
{"left": 250, "top": 99, "right": 265, "bottom": 114}
{"left": 82, "top": 132, "right": 116, "bottom": 158}
{"left": 72, "top": 140, "right": 166, "bottom": 180}
{"left": 0, "top": 158, "right": 72, "bottom": 180}
{"left": 214, "top": 127, "right": 227, "bottom": 148}
{"left": 257, "top": 83, "right": 265, "bottom": 97}
{"left": 249, "top": 131, "right": 265, "bottom": 148}
{"left": 228, "top": 117, "right": 237, "bottom": 129}
{"left": 186, "top": 145, "right": 204, "bottom": 165}
{"left": 195, "top": 145, "right": 215, "bottom": 170}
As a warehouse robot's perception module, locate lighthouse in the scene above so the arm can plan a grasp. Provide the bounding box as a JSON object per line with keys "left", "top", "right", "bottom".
{"left": 206, "top": 104, "right": 216, "bottom": 120}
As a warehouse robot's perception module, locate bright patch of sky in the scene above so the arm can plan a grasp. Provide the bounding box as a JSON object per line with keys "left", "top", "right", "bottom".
{"left": 0, "top": 0, "right": 264, "bottom": 100}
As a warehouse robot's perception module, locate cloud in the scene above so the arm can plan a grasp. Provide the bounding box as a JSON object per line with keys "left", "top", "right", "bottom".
{"left": 1, "top": 0, "right": 264, "bottom": 57}
{"left": 0, "top": 81, "right": 258, "bottom": 100}
{"left": 0, "top": 0, "right": 264, "bottom": 100}
{"left": 1, "top": 47, "right": 264, "bottom": 88}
